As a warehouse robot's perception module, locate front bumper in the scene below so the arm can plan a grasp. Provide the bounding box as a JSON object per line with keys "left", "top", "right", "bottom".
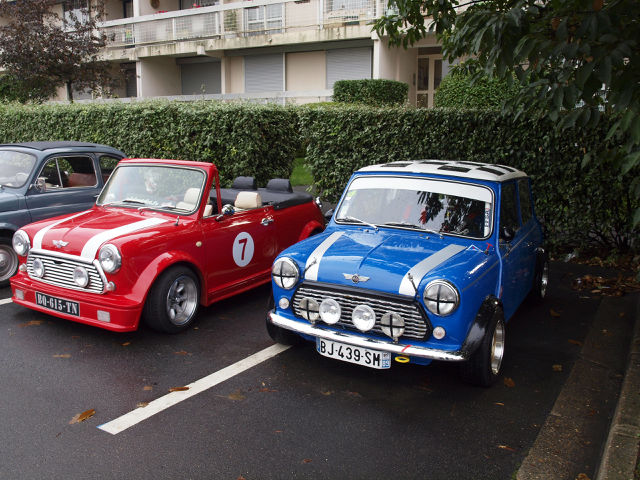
{"left": 269, "top": 311, "right": 470, "bottom": 362}
{"left": 10, "top": 274, "right": 143, "bottom": 332}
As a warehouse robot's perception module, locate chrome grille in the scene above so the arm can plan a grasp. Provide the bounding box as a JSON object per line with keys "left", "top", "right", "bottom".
{"left": 27, "top": 253, "right": 104, "bottom": 294}
{"left": 292, "top": 283, "right": 430, "bottom": 340}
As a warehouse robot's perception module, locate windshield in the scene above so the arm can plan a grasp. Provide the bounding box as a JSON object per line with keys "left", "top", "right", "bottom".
{"left": 97, "top": 164, "right": 206, "bottom": 213}
{"left": 335, "top": 176, "right": 494, "bottom": 239}
{"left": 0, "top": 150, "right": 37, "bottom": 188}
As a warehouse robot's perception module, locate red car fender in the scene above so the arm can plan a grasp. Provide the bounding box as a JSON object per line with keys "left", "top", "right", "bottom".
{"left": 298, "top": 220, "right": 324, "bottom": 242}
{"left": 128, "top": 250, "right": 206, "bottom": 306}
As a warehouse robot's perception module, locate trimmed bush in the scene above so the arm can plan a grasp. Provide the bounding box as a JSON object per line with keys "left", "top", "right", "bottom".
{"left": 0, "top": 101, "right": 300, "bottom": 187}
{"left": 333, "top": 79, "right": 408, "bottom": 106}
{"left": 299, "top": 105, "right": 638, "bottom": 253}
{"left": 434, "top": 72, "right": 521, "bottom": 109}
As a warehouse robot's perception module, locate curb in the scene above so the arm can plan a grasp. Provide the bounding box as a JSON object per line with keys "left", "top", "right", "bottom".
{"left": 517, "top": 293, "right": 638, "bottom": 480}
{"left": 596, "top": 293, "right": 640, "bottom": 480}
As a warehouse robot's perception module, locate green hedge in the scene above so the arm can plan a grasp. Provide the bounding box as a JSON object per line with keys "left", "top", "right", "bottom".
{"left": 299, "top": 105, "right": 639, "bottom": 254}
{"left": 333, "top": 79, "right": 408, "bottom": 106}
{"left": 434, "top": 72, "right": 521, "bottom": 109}
{"left": 0, "top": 101, "right": 300, "bottom": 187}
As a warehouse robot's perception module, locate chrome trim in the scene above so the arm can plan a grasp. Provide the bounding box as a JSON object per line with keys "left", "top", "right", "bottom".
{"left": 270, "top": 312, "right": 468, "bottom": 362}
{"left": 26, "top": 249, "right": 108, "bottom": 294}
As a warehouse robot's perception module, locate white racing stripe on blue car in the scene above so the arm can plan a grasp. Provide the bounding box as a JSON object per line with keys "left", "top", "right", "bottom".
{"left": 32, "top": 210, "right": 92, "bottom": 250}
{"left": 399, "top": 244, "right": 466, "bottom": 296}
{"left": 304, "top": 231, "right": 344, "bottom": 281}
{"left": 81, "top": 218, "right": 169, "bottom": 260}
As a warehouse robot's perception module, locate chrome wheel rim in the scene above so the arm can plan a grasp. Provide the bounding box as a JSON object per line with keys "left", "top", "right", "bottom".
{"left": 540, "top": 262, "right": 549, "bottom": 298}
{"left": 490, "top": 319, "right": 505, "bottom": 375}
{"left": 165, "top": 274, "right": 198, "bottom": 326}
{"left": 0, "top": 244, "right": 18, "bottom": 283}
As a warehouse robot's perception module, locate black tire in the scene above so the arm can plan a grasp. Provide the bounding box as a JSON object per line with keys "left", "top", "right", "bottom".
{"left": 530, "top": 253, "right": 549, "bottom": 301}
{"left": 460, "top": 307, "right": 506, "bottom": 387}
{"left": 142, "top": 266, "right": 200, "bottom": 333}
{"left": 0, "top": 236, "right": 19, "bottom": 288}
{"left": 266, "top": 294, "right": 302, "bottom": 345}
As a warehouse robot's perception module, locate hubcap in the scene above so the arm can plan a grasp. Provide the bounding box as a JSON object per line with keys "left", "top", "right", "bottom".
{"left": 540, "top": 262, "right": 549, "bottom": 298}
{"left": 490, "top": 319, "right": 505, "bottom": 375}
{"left": 165, "top": 275, "right": 198, "bottom": 326}
{"left": 0, "top": 245, "right": 18, "bottom": 283}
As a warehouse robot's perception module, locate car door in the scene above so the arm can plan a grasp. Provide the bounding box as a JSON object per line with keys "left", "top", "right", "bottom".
{"left": 201, "top": 205, "right": 277, "bottom": 300}
{"left": 25, "top": 155, "right": 102, "bottom": 223}
{"left": 499, "top": 180, "right": 531, "bottom": 320}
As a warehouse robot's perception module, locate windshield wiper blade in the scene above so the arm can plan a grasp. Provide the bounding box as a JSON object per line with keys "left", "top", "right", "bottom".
{"left": 337, "top": 215, "right": 378, "bottom": 231}
{"left": 381, "top": 222, "right": 422, "bottom": 230}
{"left": 103, "top": 199, "right": 148, "bottom": 207}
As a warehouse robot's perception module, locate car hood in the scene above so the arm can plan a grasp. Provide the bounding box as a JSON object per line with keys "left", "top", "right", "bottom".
{"left": 0, "top": 190, "right": 20, "bottom": 213}
{"left": 27, "top": 207, "right": 173, "bottom": 260}
{"left": 291, "top": 228, "right": 492, "bottom": 296}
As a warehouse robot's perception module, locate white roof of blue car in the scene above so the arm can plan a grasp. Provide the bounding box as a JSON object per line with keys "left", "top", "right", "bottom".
{"left": 358, "top": 160, "right": 528, "bottom": 182}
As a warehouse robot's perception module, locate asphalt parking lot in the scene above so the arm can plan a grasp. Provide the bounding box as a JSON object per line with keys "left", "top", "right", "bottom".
{"left": 0, "top": 261, "right": 635, "bottom": 480}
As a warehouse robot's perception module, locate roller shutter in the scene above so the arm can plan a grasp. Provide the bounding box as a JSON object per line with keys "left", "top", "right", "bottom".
{"left": 245, "top": 53, "right": 284, "bottom": 93}
{"left": 326, "top": 47, "right": 372, "bottom": 89}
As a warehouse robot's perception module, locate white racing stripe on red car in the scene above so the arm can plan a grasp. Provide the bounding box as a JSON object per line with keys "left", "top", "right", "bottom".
{"left": 398, "top": 244, "right": 466, "bottom": 296}
{"left": 80, "top": 218, "right": 169, "bottom": 260}
{"left": 304, "top": 231, "right": 344, "bottom": 282}
{"left": 32, "top": 210, "right": 92, "bottom": 250}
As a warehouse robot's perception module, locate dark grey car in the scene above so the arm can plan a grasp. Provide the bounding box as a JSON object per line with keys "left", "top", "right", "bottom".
{"left": 0, "top": 141, "right": 126, "bottom": 286}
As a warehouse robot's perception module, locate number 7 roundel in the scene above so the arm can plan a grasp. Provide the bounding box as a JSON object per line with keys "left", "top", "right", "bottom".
{"left": 232, "top": 232, "right": 255, "bottom": 267}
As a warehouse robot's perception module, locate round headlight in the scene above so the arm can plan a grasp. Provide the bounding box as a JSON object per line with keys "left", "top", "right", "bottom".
{"left": 380, "top": 312, "right": 405, "bottom": 340}
{"left": 423, "top": 280, "right": 459, "bottom": 316}
{"left": 73, "top": 266, "right": 89, "bottom": 288}
{"left": 299, "top": 297, "right": 319, "bottom": 322}
{"left": 319, "top": 298, "right": 341, "bottom": 325}
{"left": 32, "top": 258, "right": 44, "bottom": 278}
{"left": 352, "top": 304, "right": 376, "bottom": 332}
{"left": 12, "top": 230, "right": 30, "bottom": 257}
{"left": 99, "top": 244, "right": 121, "bottom": 273}
{"left": 272, "top": 257, "right": 299, "bottom": 290}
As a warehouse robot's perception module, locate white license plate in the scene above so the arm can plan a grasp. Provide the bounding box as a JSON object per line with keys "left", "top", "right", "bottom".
{"left": 316, "top": 338, "right": 391, "bottom": 369}
{"left": 35, "top": 292, "right": 80, "bottom": 316}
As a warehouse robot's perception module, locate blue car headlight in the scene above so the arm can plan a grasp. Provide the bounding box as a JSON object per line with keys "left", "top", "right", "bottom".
{"left": 272, "top": 257, "right": 299, "bottom": 290}
{"left": 423, "top": 280, "right": 459, "bottom": 316}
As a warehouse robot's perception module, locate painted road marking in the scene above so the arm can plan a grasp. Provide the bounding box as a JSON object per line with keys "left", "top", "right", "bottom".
{"left": 98, "top": 343, "right": 291, "bottom": 435}
{"left": 0, "top": 298, "right": 12, "bottom": 305}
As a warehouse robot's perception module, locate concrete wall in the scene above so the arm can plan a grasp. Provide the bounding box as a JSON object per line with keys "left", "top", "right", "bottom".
{"left": 138, "top": 57, "right": 181, "bottom": 96}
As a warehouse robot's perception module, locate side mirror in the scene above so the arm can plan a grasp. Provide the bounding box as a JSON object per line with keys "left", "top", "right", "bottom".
{"left": 32, "top": 177, "right": 46, "bottom": 192}
{"left": 500, "top": 226, "right": 515, "bottom": 243}
{"left": 324, "top": 208, "right": 334, "bottom": 222}
{"left": 215, "top": 204, "right": 234, "bottom": 221}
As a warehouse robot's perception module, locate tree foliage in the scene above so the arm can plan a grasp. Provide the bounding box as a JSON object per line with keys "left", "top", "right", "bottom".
{"left": 0, "top": 0, "right": 116, "bottom": 102}
{"left": 374, "top": 0, "right": 640, "bottom": 225}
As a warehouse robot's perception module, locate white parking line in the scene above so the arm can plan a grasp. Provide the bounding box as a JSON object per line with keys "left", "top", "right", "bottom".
{"left": 0, "top": 298, "right": 12, "bottom": 306}
{"left": 98, "top": 343, "right": 291, "bottom": 435}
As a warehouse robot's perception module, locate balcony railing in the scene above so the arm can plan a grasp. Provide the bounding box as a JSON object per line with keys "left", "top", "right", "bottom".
{"left": 100, "top": 0, "right": 381, "bottom": 48}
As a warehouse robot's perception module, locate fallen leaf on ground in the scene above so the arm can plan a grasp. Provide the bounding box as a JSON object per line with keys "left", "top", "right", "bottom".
{"left": 259, "top": 387, "right": 277, "bottom": 393}
{"left": 302, "top": 459, "right": 313, "bottom": 464}
{"left": 169, "top": 386, "right": 189, "bottom": 392}
{"left": 320, "top": 390, "right": 334, "bottom": 396}
{"left": 20, "top": 320, "right": 43, "bottom": 327}
{"left": 121, "top": 342, "right": 131, "bottom": 346}
{"left": 550, "top": 309, "right": 561, "bottom": 318}
{"left": 568, "top": 339, "right": 583, "bottom": 346}
{"left": 504, "top": 377, "right": 515, "bottom": 388}
{"left": 498, "top": 445, "right": 516, "bottom": 452}
{"left": 494, "top": 402, "right": 504, "bottom": 406}
{"left": 143, "top": 385, "right": 153, "bottom": 391}
{"left": 552, "top": 364, "right": 563, "bottom": 371}
{"left": 274, "top": 430, "right": 283, "bottom": 433}
{"left": 576, "top": 474, "right": 591, "bottom": 480}
{"left": 346, "top": 391, "right": 362, "bottom": 398}
{"left": 53, "top": 354, "right": 71, "bottom": 358}
{"left": 174, "top": 350, "right": 189, "bottom": 355}
{"left": 227, "top": 390, "right": 245, "bottom": 401}
{"left": 137, "top": 402, "right": 149, "bottom": 408}
{"left": 69, "top": 409, "right": 95, "bottom": 424}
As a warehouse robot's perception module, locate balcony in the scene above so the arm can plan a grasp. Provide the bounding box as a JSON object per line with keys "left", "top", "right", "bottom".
{"left": 100, "top": 0, "right": 381, "bottom": 49}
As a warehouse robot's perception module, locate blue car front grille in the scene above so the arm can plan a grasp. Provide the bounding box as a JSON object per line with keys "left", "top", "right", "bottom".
{"left": 292, "top": 282, "right": 431, "bottom": 340}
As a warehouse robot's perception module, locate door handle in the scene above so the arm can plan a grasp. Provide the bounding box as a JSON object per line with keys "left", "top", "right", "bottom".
{"left": 261, "top": 217, "right": 274, "bottom": 226}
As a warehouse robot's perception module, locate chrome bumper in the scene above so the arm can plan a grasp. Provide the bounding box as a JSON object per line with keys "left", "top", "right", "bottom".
{"left": 269, "top": 311, "right": 469, "bottom": 362}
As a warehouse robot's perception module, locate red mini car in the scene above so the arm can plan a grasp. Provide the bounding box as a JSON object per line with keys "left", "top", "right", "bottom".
{"left": 10, "top": 159, "right": 325, "bottom": 333}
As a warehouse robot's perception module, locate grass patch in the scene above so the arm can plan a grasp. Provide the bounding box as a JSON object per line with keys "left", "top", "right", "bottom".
{"left": 290, "top": 157, "right": 314, "bottom": 186}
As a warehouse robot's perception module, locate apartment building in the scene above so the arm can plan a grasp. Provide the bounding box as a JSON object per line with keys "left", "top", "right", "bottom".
{"left": 62, "top": 0, "right": 451, "bottom": 105}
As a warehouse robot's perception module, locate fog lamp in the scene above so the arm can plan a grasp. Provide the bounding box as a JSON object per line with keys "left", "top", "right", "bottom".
{"left": 319, "top": 298, "right": 341, "bottom": 325}
{"left": 32, "top": 258, "right": 45, "bottom": 278}
{"left": 432, "top": 326, "right": 446, "bottom": 340}
{"left": 73, "top": 266, "right": 89, "bottom": 288}
{"left": 278, "top": 297, "right": 290, "bottom": 309}
{"left": 299, "top": 297, "right": 319, "bottom": 323}
{"left": 352, "top": 304, "right": 375, "bottom": 332}
{"left": 380, "top": 312, "right": 405, "bottom": 341}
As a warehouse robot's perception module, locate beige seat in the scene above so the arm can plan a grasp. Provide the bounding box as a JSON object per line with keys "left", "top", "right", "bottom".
{"left": 176, "top": 187, "right": 200, "bottom": 211}
{"left": 234, "top": 191, "right": 262, "bottom": 210}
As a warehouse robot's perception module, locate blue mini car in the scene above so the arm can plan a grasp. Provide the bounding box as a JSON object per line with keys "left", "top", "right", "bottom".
{"left": 267, "top": 160, "right": 548, "bottom": 386}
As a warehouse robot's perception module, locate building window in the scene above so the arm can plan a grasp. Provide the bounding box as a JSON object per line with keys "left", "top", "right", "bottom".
{"left": 63, "top": 0, "right": 89, "bottom": 25}
{"left": 245, "top": 4, "right": 283, "bottom": 35}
